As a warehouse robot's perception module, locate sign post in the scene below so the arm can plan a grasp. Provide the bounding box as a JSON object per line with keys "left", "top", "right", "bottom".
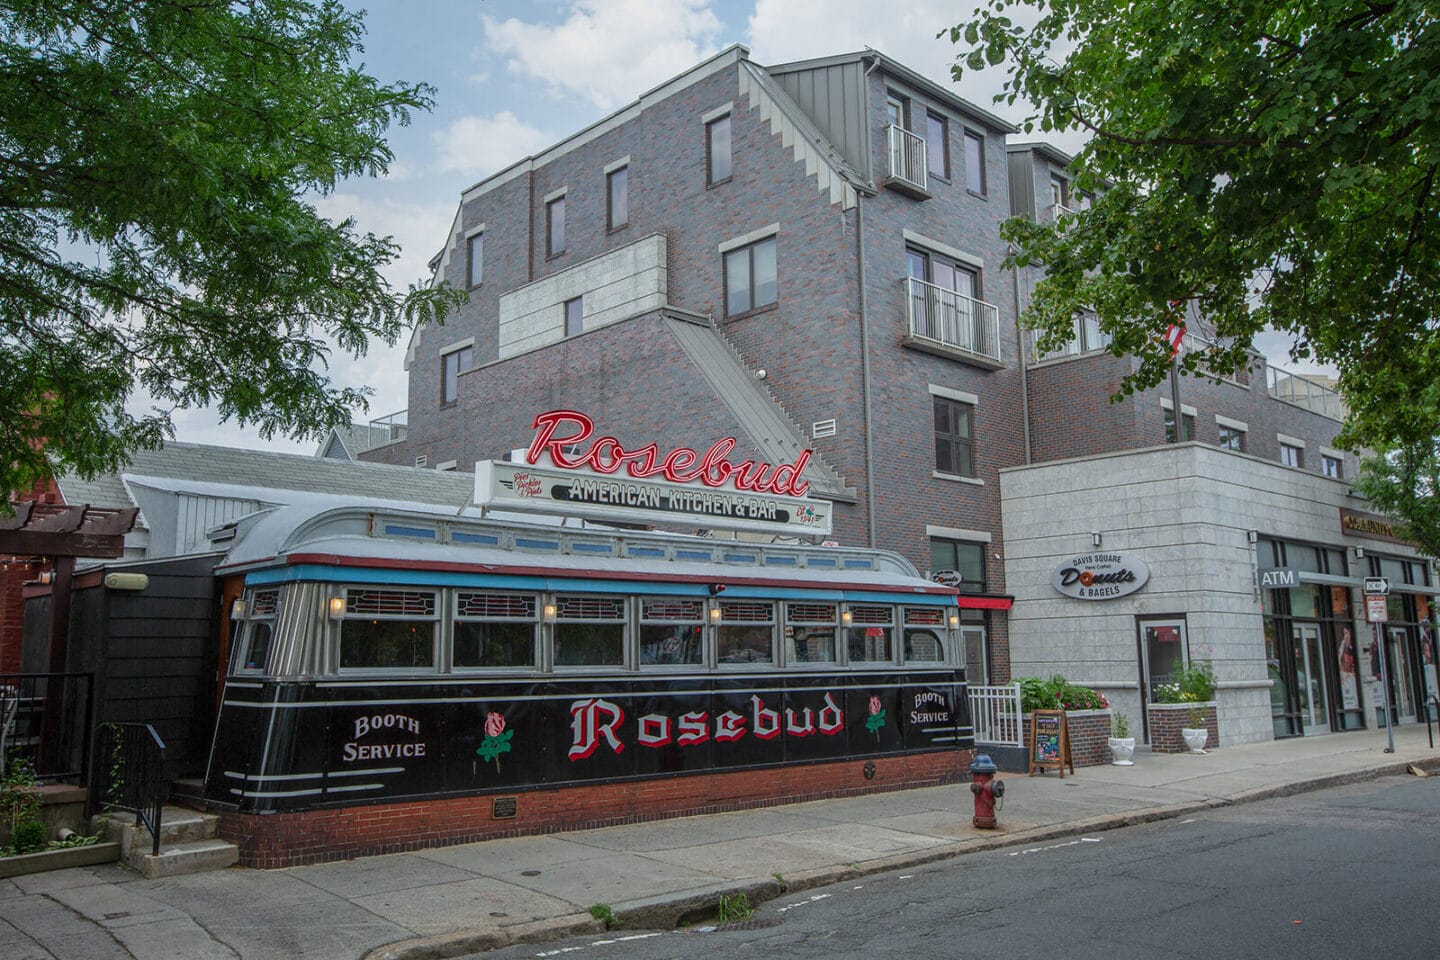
{"left": 1365, "top": 578, "right": 1393, "bottom": 753}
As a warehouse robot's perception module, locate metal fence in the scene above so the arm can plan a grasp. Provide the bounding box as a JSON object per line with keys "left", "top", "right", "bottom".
{"left": 967, "top": 683, "right": 1024, "bottom": 748}
{"left": 0, "top": 672, "right": 94, "bottom": 782}
{"left": 90, "top": 722, "right": 167, "bottom": 858}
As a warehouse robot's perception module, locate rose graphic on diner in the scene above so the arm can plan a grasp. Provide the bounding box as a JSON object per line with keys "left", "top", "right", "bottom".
{"left": 477, "top": 711, "right": 514, "bottom": 773}
{"left": 864, "top": 695, "right": 887, "bottom": 737}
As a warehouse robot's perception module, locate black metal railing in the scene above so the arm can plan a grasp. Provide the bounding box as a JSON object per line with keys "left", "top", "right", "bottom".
{"left": 1427, "top": 695, "right": 1440, "bottom": 749}
{"left": 0, "top": 672, "right": 94, "bottom": 782}
{"left": 90, "top": 722, "right": 167, "bottom": 857}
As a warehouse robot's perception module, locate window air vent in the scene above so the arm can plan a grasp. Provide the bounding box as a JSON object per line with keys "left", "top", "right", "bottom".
{"left": 415, "top": 455, "right": 429, "bottom": 468}
{"left": 812, "top": 418, "right": 837, "bottom": 439}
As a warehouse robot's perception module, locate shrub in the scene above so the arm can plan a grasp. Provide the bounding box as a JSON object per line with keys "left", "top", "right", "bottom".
{"left": 10, "top": 820, "right": 47, "bottom": 855}
{"left": 1017, "top": 675, "right": 1108, "bottom": 712}
{"left": 1154, "top": 660, "right": 1217, "bottom": 704}
{"left": 1111, "top": 712, "right": 1131, "bottom": 739}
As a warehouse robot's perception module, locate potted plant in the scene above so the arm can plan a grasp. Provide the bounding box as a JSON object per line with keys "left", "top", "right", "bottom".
{"left": 1181, "top": 704, "right": 1209, "bottom": 754}
{"left": 1108, "top": 712, "right": 1135, "bottom": 765}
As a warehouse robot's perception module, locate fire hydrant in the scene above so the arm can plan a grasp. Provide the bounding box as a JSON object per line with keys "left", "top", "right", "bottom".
{"left": 969, "top": 753, "right": 1004, "bottom": 829}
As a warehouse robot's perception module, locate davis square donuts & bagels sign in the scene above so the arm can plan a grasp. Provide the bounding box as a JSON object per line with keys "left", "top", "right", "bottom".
{"left": 1050, "top": 552, "right": 1151, "bottom": 600}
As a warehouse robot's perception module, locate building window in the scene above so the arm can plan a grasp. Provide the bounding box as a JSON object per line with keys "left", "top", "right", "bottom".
{"left": 1050, "top": 176, "right": 1070, "bottom": 216}
{"left": 466, "top": 232, "right": 483, "bottom": 287}
{"left": 930, "top": 539, "right": 986, "bottom": 594}
{"left": 787, "top": 602, "right": 838, "bottom": 664}
{"left": 607, "top": 165, "right": 628, "bottom": 230}
{"left": 639, "top": 598, "right": 704, "bottom": 666}
{"left": 964, "top": 131, "right": 985, "bottom": 194}
{"left": 886, "top": 93, "right": 909, "bottom": 129}
{"left": 564, "top": 296, "right": 583, "bottom": 336}
{"left": 547, "top": 195, "right": 565, "bottom": 256}
{"left": 1321, "top": 454, "right": 1343, "bottom": 479}
{"left": 1280, "top": 442, "right": 1303, "bottom": 468}
{"left": 441, "top": 345, "right": 473, "bottom": 405}
{"left": 338, "top": 589, "right": 437, "bottom": 671}
{"left": 1218, "top": 425, "right": 1246, "bottom": 451}
{"left": 707, "top": 113, "right": 732, "bottom": 185}
{"left": 553, "top": 594, "right": 626, "bottom": 667}
{"left": 1163, "top": 408, "right": 1195, "bottom": 443}
{"left": 724, "top": 236, "right": 777, "bottom": 315}
{"left": 717, "top": 600, "right": 775, "bottom": 666}
{"left": 925, "top": 112, "right": 948, "bottom": 179}
{"left": 934, "top": 396, "right": 975, "bottom": 478}
{"left": 454, "top": 592, "right": 537, "bottom": 669}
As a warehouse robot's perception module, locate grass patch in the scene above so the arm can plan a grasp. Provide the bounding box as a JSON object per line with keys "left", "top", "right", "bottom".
{"left": 716, "top": 892, "right": 753, "bottom": 923}
{"left": 588, "top": 903, "right": 617, "bottom": 929}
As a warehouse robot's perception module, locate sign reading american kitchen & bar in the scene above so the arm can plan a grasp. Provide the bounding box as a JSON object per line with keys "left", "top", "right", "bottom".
{"left": 475, "top": 410, "right": 832, "bottom": 535}
{"left": 1050, "top": 552, "right": 1150, "bottom": 600}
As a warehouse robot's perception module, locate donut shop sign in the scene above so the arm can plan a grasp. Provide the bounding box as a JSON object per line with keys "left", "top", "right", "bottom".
{"left": 1050, "top": 552, "right": 1150, "bottom": 601}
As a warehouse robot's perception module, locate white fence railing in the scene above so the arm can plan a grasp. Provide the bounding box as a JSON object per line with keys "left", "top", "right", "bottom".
{"left": 905, "top": 277, "right": 1002, "bottom": 364}
{"left": 968, "top": 683, "right": 1024, "bottom": 748}
{"left": 886, "top": 124, "right": 928, "bottom": 193}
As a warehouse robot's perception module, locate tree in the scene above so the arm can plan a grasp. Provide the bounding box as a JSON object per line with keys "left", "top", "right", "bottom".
{"left": 1354, "top": 438, "right": 1440, "bottom": 561}
{"left": 947, "top": 1, "right": 1440, "bottom": 455}
{"left": 0, "top": 0, "right": 464, "bottom": 495}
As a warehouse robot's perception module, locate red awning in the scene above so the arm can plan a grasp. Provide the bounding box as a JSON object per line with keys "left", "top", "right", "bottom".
{"left": 957, "top": 595, "right": 1013, "bottom": 610}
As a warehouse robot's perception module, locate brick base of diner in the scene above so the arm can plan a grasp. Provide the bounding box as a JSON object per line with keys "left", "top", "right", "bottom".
{"left": 1146, "top": 703, "right": 1219, "bottom": 754}
{"left": 217, "top": 749, "right": 975, "bottom": 868}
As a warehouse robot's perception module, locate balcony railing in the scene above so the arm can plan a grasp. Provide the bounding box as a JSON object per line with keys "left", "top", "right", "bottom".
{"left": 1267, "top": 366, "right": 1346, "bottom": 421}
{"left": 369, "top": 409, "right": 408, "bottom": 443}
{"left": 904, "top": 277, "right": 1002, "bottom": 365}
{"left": 886, "top": 124, "right": 928, "bottom": 195}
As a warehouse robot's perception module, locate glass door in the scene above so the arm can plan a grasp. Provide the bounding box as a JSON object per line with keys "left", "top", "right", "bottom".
{"left": 1138, "top": 617, "right": 1187, "bottom": 744}
{"left": 1387, "top": 626, "right": 1417, "bottom": 722}
{"left": 961, "top": 626, "right": 986, "bottom": 685}
{"left": 1292, "top": 624, "right": 1329, "bottom": 735}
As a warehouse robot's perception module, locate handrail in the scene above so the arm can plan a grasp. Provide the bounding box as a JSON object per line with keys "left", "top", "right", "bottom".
{"left": 91, "top": 722, "right": 167, "bottom": 858}
{"left": 1428, "top": 695, "right": 1440, "bottom": 750}
{"left": 904, "top": 277, "right": 1002, "bottom": 363}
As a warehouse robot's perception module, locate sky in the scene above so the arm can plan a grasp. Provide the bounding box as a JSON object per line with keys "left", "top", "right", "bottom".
{"left": 157, "top": 0, "right": 1317, "bottom": 455}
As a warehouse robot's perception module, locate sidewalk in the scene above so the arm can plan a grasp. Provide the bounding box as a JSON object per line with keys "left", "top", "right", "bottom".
{"left": 3, "top": 725, "right": 1438, "bottom": 960}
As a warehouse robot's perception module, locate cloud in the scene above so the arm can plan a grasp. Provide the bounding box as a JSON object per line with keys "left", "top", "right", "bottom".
{"left": 484, "top": 0, "right": 723, "bottom": 109}
{"left": 432, "top": 111, "right": 555, "bottom": 177}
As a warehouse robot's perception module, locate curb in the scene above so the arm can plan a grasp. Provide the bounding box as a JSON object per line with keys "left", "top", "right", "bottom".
{"left": 364, "top": 756, "right": 1438, "bottom": 960}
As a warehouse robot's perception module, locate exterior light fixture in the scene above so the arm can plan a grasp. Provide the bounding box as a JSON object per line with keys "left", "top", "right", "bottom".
{"left": 709, "top": 601, "right": 722, "bottom": 622}
{"left": 841, "top": 608, "right": 854, "bottom": 626}
{"left": 1090, "top": 531, "right": 1103, "bottom": 548}
{"left": 948, "top": 612, "right": 960, "bottom": 630}
{"left": 1247, "top": 529, "right": 1259, "bottom": 544}
{"left": 230, "top": 598, "right": 249, "bottom": 621}
{"left": 327, "top": 596, "right": 347, "bottom": 620}
{"left": 543, "top": 602, "right": 558, "bottom": 623}
{"left": 1353, "top": 546, "right": 1365, "bottom": 560}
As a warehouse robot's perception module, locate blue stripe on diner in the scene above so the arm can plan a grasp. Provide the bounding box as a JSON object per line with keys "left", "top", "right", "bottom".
{"left": 245, "top": 564, "right": 957, "bottom": 605}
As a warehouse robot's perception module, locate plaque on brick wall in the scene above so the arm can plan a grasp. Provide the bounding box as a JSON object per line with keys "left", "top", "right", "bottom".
{"left": 1028, "top": 710, "right": 1074, "bottom": 778}
{"left": 492, "top": 796, "right": 518, "bottom": 819}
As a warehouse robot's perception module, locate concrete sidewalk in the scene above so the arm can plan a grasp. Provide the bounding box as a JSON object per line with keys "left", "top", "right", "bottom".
{"left": 3, "top": 726, "right": 1439, "bottom": 960}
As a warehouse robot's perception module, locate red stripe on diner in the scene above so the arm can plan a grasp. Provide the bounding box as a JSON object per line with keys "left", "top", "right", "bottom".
{"left": 957, "top": 595, "right": 1013, "bottom": 610}
{"left": 282, "top": 552, "right": 961, "bottom": 597}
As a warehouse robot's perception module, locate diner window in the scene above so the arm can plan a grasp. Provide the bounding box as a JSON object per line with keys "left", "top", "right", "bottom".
{"left": 547, "top": 195, "right": 565, "bottom": 256}
{"left": 963, "top": 131, "right": 985, "bottom": 194}
{"left": 1280, "top": 442, "right": 1303, "bottom": 468}
{"left": 466, "top": 231, "right": 483, "bottom": 287}
{"left": 441, "top": 345, "right": 472, "bottom": 405}
{"left": 717, "top": 600, "right": 775, "bottom": 665}
{"left": 707, "top": 113, "right": 732, "bottom": 185}
{"left": 724, "top": 236, "right": 777, "bottom": 315}
{"left": 640, "top": 598, "right": 705, "bottom": 666}
{"left": 565, "top": 296, "right": 583, "bottom": 336}
{"left": 607, "top": 165, "right": 629, "bottom": 229}
{"left": 338, "top": 589, "right": 437, "bottom": 671}
{"left": 846, "top": 604, "right": 894, "bottom": 664}
{"left": 236, "top": 588, "right": 280, "bottom": 673}
{"left": 930, "top": 539, "right": 986, "bottom": 594}
{"left": 925, "top": 112, "right": 948, "bottom": 179}
{"left": 903, "top": 607, "right": 948, "bottom": 663}
{"left": 553, "top": 594, "right": 626, "bottom": 667}
{"left": 1321, "top": 454, "right": 1343, "bottom": 479}
{"left": 786, "top": 602, "right": 838, "bottom": 664}
{"left": 454, "top": 592, "right": 537, "bottom": 669}
{"left": 934, "top": 396, "right": 975, "bottom": 477}
{"left": 1218, "top": 425, "right": 1246, "bottom": 451}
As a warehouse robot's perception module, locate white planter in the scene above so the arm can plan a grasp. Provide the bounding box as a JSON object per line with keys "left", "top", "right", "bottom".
{"left": 1181, "top": 727, "right": 1209, "bottom": 754}
{"left": 1108, "top": 737, "right": 1136, "bottom": 765}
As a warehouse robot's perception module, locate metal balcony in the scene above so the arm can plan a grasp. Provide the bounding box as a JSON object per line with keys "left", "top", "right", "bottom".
{"left": 1266, "top": 367, "right": 1347, "bottom": 421}
{"left": 903, "top": 277, "right": 1002, "bottom": 367}
{"left": 885, "top": 124, "right": 930, "bottom": 198}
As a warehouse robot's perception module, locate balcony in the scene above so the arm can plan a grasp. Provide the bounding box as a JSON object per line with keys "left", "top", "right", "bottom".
{"left": 368, "top": 410, "right": 408, "bottom": 444}
{"left": 902, "top": 277, "right": 1002, "bottom": 368}
{"left": 884, "top": 124, "right": 930, "bottom": 199}
{"left": 1267, "top": 367, "right": 1346, "bottom": 421}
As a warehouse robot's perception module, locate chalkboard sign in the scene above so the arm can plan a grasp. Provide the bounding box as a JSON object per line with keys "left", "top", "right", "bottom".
{"left": 1028, "top": 710, "right": 1074, "bottom": 777}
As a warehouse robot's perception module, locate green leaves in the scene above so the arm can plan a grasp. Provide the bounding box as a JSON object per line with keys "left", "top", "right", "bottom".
{"left": 0, "top": 0, "right": 465, "bottom": 493}
{"left": 946, "top": 0, "right": 1440, "bottom": 455}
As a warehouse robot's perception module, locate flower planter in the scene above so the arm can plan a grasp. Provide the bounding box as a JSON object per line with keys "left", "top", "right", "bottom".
{"left": 1108, "top": 736, "right": 1136, "bottom": 765}
{"left": 1020, "top": 709, "right": 1114, "bottom": 767}
{"left": 1181, "top": 727, "right": 1208, "bottom": 754}
{"left": 1146, "top": 702, "right": 1219, "bottom": 754}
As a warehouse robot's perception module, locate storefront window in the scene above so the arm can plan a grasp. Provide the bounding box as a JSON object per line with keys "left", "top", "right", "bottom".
{"left": 718, "top": 601, "right": 776, "bottom": 665}
{"left": 454, "top": 592, "right": 537, "bottom": 669}
{"left": 639, "top": 598, "right": 705, "bottom": 666}
{"left": 553, "top": 595, "right": 625, "bottom": 667}
{"left": 339, "top": 589, "right": 437, "bottom": 671}
{"left": 848, "top": 604, "right": 894, "bottom": 663}
{"left": 786, "top": 602, "right": 838, "bottom": 664}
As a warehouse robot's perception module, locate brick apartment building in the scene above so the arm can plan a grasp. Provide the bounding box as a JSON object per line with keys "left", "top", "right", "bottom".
{"left": 356, "top": 45, "right": 1436, "bottom": 746}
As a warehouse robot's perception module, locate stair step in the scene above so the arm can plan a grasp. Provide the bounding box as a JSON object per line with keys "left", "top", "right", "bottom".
{"left": 97, "top": 806, "right": 223, "bottom": 862}
{"left": 138, "top": 838, "right": 239, "bottom": 879}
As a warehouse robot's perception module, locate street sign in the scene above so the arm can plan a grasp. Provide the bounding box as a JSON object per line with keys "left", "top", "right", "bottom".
{"left": 1366, "top": 595, "right": 1389, "bottom": 622}
{"left": 1365, "top": 577, "right": 1390, "bottom": 595}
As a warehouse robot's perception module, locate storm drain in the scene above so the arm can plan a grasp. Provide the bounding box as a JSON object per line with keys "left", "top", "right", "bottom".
{"left": 692, "top": 919, "right": 785, "bottom": 933}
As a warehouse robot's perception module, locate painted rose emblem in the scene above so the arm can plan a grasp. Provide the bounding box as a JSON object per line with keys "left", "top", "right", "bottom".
{"left": 864, "top": 696, "right": 887, "bottom": 736}
{"left": 477, "top": 711, "right": 514, "bottom": 772}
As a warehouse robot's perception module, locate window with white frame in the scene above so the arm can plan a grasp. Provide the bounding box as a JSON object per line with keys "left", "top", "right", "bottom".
{"left": 454, "top": 592, "right": 537, "bottom": 669}
{"left": 717, "top": 600, "right": 775, "bottom": 665}
{"left": 1321, "top": 453, "right": 1343, "bottom": 479}
{"left": 903, "top": 607, "right": 948, "bottom": 663}
{"left": 1280, "top": 442, "right": 1303, "bottom": 468}
{"left": 338, "top": 589, "right": 438, "bottom": 671}
{"left": 846, "top": 604, "right": 894, "bottom": 664}
{"left": 1218, "top": 424, "right": 1246, "bottom": 451}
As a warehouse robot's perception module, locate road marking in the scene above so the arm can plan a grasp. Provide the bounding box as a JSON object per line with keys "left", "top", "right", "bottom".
{"left": 1008, "top": 837, "right": 1103, "bottom": 857}
{"left": 777, "top": 893, "right": 832, "bottom": 913}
